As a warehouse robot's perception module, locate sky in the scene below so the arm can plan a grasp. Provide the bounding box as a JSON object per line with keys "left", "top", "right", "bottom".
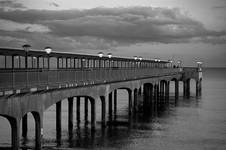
{"left": 0, "top": 0, "right": 225, "bottom": 67}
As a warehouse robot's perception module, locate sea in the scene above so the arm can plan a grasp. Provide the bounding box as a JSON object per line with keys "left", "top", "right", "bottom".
{"left": 0, "top": 68, "right": 226, "bottom": 150}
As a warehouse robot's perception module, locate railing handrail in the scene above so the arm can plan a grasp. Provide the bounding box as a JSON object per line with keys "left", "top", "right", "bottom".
{"left": 0, "top": 67, "right": 181, "bottom": 95}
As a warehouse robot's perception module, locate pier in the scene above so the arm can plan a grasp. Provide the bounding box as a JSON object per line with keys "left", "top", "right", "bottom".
{"left": 0, "top": 47, "right": 202, "bottom": 150}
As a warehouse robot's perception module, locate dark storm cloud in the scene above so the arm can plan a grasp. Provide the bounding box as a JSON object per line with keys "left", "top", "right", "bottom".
{"left": 0, "top": 7, "right": 225, "bottom": 50}
{"left": 0, "top": 0, "right": 25, "bottom": 10}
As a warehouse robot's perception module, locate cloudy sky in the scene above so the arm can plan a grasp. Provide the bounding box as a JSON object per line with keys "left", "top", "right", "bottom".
{"left": 0, "top": 0, "right": 226, "bottom": 67}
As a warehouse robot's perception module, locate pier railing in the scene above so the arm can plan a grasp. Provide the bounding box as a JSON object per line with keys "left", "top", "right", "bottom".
{"left": 0, "top": 47, "right": 185, "bottom": 95}
{"left": 0, "top": 67, "right": 180, "bottom": 94}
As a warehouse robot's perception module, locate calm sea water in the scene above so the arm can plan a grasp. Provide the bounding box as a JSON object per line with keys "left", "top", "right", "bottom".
{"left": 0, "top": 68, "right": 226, "bottom": 150}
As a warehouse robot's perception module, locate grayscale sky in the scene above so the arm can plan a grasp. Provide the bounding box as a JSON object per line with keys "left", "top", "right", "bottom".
{"left": 0, "top": 0, "right": 226, "bottom": 67}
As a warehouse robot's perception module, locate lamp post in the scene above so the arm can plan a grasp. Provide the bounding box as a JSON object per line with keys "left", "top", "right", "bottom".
{"left": 168, "top": 60, "right": 173, "bottom": 68}
{"left": 97, "top": 52, "right": 104, "bottom": 82}
{"left": 22, "top": 44, "right": 31, "bottom": 89}
{"left": 177, "top": 60, "right": 182, "bottom": 68}
{"left": 22, "top": 44, "right": 31, "bottom": 69}
{"left": 98, "top": 52, "right": 103, "bottom": 68}
{"left": 133, "top": 56, "right": 138, "bottom": 78}
{"left": 107, "top": 53, "right": 112, "bottom": 81}
{"left": 107, "top": 53, "right": 112, "bottom": 67}
{"left": 44, "top": 47, "right": 52, "bottom": 69}
{"left": 133, "top": 56, "right": 138, "bottom": 68}
{"left": 197, "top": 61, "right": 202, "bottom": 71}
{"left": 44, "top": 47, "right": 52, "bottom": 90}
{"left": 138, "top": 56, "right": 142, "bottom": 68}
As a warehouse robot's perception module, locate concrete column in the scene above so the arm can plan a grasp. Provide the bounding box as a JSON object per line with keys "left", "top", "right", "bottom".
{"left": 90, "top": 99, "right": 96, "bottom": 130}
{"left": 56, "top": 101, "right": 62, "bottom": 143}
{"left": 100, "top": 96, "right": 106, "bottom": 127}
{"left": 76, "top": 97, "right": 81, "bottom": 125}
{"left": 160, "top": 82, "right": 164, "bottom": 105}
{"left": 157, "top": 84, "right": 160, "bottom": 107}
{"left": 33, "top": 112, "right": 43, "bottom": 150}
{"left": 108, "top": 92, "right": 113, "bottom": 122}
{"left": 84, "top": 97, "right": 89, "bottom": 124}
{"left": 154, "top": 85, "right": 158, "bottom": 111}
{"left": 200, "top": 80, "right": 202, "bottom": 95}
{"left": 128, "top": 90, "right": 133, "bottom": 116}
{"left": 113, "top": 90, "right": 117, "bottom": 117}
{"left": 10, "top": 118, "right": 20, "bottom": 150}
{"left": 196, "top": 80, "right": 199, "bottom": 97}
{"left": 183, "top": 80, "right": 190, "bottom": 98}
{"left": 186, "top": 79, "right": 190, "bottom": 98}
{"left": 165, "top": 81, "right": 170, "bottom": 102}
{"left": 143, "top": 85, "right": 149, "bottom": 113}
{"left": 200, "top": 80, "right": 202, "bottom": 94}
{"left": 175, "top": 80, "right": 179, "bottom": 100}
{"left": 138, "top": 87, "right": 142, "bottom": 96}
{"left": 133, "top": 89, "right": 138, "bottom": 113}
{"left": 22, "top": 114, "right": 28, "bottom": 138}
{"left": 183, "top": 81, "right": 187, "bottom": 97}
{"left": 196, "top": 80, "right": 202, "bottom": 97}
{"left": 68, "top": 97, "right": 73, "bottom": 140}
{"left": 149, "top": 85, "right": 153, "bottom": 110}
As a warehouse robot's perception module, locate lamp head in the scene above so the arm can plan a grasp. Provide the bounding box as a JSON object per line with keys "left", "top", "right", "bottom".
{"left": 107, "top": 53, "right": 112, "bottom": 58}
{"left": 98, "top": 52, "right": 103, "bottom": 58}
{"left": 44, "top": 47, "right": 52, "bottom": 54}
{"left": 22, "top": 44, "right": 31, "bottom": 52}
{"left": 197, "top": 61, "right": 203, "bottom": 64}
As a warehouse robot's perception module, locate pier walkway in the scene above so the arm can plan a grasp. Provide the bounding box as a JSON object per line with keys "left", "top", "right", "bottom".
{"left": 0, "top": 48, "right": 202, "bottom": 150}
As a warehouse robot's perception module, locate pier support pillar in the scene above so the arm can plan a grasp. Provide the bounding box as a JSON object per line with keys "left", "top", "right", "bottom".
{"left": 154, "top": 84, "right": 158, "bottom": 110}
{"left": 196, "top": 79, "right": 202, "bottom": 97}
{"left": 143, "top": 84, "right": 150, "bottom": 113}
{"left": 128, "top": 90, "right": 133, "bottom": 117}
{"left": 175, "top": 80, "right": 179, "bottom": 101}
{"left": 10, "top": 118, "right": 20, "bottom": 150}
{"left": 157, "top": 84, "right": 160, "bottom": 107}
{"left": 108, "top": 92, "right": 113, "bottom": 123}
{"left": 187, "top": 79, "right": 190, "bottom": 98}
{"left": 22, "top": 114, "right": 28, "bottom": 138}
{"left": 165, "top": 81, "right": 170, "bottom": 103}
{"left": 84, "top": 97, "right": 89, "bottom": 125}
{"left": 196, "top": 81, "right": 199, "bottom": 97}
{"left": 160, "top": 81, "right": 164, "bottom": 105}
{"left": 56, "top": 101, "right": 62, "bottom": 143}
{"left": 90, "top": 99, "right": 96, "bottom": 130}
{"left": 100, "top": 96, "right": 106, "bottom": 127}
{"left": 32, "top": 112, "right": 43, "bottom": 150}
{"left": 149, "top": 85, "right": 153, "bottom": 110}
{"left": 133, "top": 89, "right": 138, "bottom": 113}
{"left": 113, "top": 90, "right": 117, "bottom": 119}
{"left": 76, "top": 97, "right": 81, "bottom": 125}
{"left": 68, "top": 97, "right": 73, "bottom": 140}
{"left": 138, "top": 87, "right": 142, "bottom": 96}
{"left": 183, "top": 80, "right": 190, "bottom": 98}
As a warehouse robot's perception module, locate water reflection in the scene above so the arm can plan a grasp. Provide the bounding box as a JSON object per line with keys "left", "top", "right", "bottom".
{"left": 40, "top": 96, "right": 179, "bottom": 150}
